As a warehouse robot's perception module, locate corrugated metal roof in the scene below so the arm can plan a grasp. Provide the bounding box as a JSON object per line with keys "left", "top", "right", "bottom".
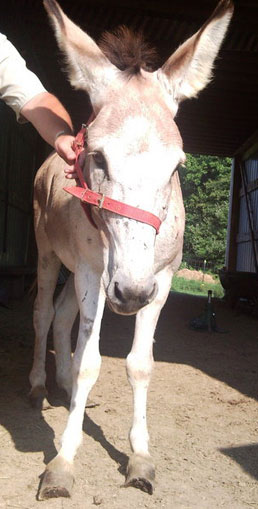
{"left": 1, "top": 0, "right": 258, "bottom": 156}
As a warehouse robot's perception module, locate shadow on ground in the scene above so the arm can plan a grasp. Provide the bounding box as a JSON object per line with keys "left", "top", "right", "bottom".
{"left": 0, "top": 291, "right": 258, "bottom": 479}
{"left": 220, "top": 443, "right": 258, "bottom": 481}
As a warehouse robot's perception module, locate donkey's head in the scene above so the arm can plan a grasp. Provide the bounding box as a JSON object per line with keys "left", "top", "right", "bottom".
{"left": 44, "top": 0, "right": 233, "bottom": 315}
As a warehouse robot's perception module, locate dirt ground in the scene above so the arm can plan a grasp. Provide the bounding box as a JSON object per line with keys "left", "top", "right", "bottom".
{"left": 0, "top": 291, "right": 258, "bottom": 509}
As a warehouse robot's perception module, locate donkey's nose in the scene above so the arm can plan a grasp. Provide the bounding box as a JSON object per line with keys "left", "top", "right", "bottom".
{"left": 111, "top": 277, "right": 158, "bottom": 314}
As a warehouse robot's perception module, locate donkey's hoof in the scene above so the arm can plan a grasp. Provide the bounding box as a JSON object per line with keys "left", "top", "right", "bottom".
{"left": 38, "top": 457, "right": 74, "bottom": 500}
{"left": 56, "top": 376, "right": 72, "bottom": 401}
{"left": 29, "top": 386, "right": 48, "bottom": 409}
{"left": 124, "top": 454, "right": 155, "bottom": 495}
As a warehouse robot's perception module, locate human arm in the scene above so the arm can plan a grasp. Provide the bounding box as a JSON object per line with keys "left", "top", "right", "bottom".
{"left": 20, "top": 91, "right": 75, "bottom": 165}
{"left": 0, "top": 33, "right": 76, "bottom": 169}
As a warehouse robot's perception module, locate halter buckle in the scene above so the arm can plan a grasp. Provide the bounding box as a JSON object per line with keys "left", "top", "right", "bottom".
{"left": 98, "top": 194, "right": 105, "bottom": 209}
{"left": 80, "top": 189, "right": 87, "bottom": 202}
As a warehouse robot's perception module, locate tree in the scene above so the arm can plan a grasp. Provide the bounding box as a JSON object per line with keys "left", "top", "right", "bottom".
{"left": 179, "top": 154, "right": 232, "bottom": 271}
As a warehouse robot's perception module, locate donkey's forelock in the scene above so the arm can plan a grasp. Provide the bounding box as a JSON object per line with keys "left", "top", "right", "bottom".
{"left": 99, "top": 26, "right": 158, "bottom": 75}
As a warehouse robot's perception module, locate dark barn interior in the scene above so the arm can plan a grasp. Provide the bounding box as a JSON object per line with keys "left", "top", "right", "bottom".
{"left": 1, "top": 0, "right": 258, "bottom": 156}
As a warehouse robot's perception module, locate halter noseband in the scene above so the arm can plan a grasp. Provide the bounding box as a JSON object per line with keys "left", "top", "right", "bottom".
{"left": 63, "top": 116, "right": 161, "bottom": 233}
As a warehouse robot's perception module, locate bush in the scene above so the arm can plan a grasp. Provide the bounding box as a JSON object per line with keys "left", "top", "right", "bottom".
{"left": 180, "top": 154, "right": 232, "bottom": 271}
{"left": 171, "top": 275, "right": 224, "bottom": 298}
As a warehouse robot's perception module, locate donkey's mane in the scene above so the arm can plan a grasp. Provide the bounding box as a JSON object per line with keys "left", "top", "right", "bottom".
{"left": 99, "top": 26, "right": 158, "bottom": 75}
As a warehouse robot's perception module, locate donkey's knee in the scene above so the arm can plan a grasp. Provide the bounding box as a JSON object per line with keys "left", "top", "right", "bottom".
{"left": 126, "top": 351, "right": 153, "bottom": 386}
{"left": 30, "top": 299, "right": 55, "bottom": 390}
{"left": 72, "top": 351, "right": 101, "bottom": 389}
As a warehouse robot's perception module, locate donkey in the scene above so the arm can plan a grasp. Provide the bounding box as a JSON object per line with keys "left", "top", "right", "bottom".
{"left": 30, "top": 0, "right": 233, "bottom": 499}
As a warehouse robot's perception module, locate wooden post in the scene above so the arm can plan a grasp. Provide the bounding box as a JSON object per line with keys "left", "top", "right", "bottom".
{"left": 225, "top": 156, "right": 242, "bottom": 272}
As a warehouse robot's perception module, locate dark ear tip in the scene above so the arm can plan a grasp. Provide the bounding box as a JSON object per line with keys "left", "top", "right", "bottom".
{"left": 43, "top": 0, "right": 65, "bottom": 30}
{"left": 43, "top": 0, "right": 60, "bottom": 16}
{"left": 217, "top": 0, "right": 234, "bottom": 15}
{"left": 43, "top": 0, "right": 54, "bottom": 10}
{"left": 225, "top": 0, "right": 234, "bottom": 13}
{"left": 206, "top": 0, "right": 234, "bottom": 26}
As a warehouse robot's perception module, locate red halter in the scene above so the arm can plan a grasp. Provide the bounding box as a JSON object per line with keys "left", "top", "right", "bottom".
{"left": 63, "top": 116, "right": 161, "bottom": 233}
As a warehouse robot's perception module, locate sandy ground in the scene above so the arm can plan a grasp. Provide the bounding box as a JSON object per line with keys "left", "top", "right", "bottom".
{"left": 0, "top": 291, "right": 258, "bottom": 509}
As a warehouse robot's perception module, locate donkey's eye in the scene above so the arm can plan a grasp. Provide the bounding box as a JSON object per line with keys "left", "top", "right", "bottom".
{"left": 92, "top": 151, "right": 107, "bottom": 171}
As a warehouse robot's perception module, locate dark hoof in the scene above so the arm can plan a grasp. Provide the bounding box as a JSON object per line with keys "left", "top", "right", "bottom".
{"left": 38, "top": 457, "right": 74, "bottom": 500}
{"left": 29, "top": 386, "right": 48, "bottom": 409}
{"left": 53, "top": 387, "right": 71, "bottom": 404}
{"left": 124, "top": 454, "right": 155, "bottom": 495}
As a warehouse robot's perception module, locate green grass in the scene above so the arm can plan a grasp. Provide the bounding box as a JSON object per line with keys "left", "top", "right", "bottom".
{"left": 171, "top": 275, "right": 224, "bottom": 298}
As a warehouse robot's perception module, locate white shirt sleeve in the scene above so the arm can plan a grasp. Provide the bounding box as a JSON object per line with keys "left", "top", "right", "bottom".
{"left": 0, "top": 33, "right": 47, "bottom": 122}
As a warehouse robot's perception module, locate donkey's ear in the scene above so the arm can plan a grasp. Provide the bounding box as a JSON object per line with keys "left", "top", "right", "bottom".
{"left": 157, "top": 0, "right": 233, "bottom": 107}
{"left": 43, "top": 0, "right": 118, "bottom": 110}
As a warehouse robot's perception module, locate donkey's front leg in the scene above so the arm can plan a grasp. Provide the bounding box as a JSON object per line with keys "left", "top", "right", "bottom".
{"left": 125, "top": 267, "right": 173, "bottom": 494}
{"left": 38, "top": 268, "right": 105, "bottom": 500}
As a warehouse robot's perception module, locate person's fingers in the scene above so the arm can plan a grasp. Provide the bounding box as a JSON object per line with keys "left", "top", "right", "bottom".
{"left": 55, "top": 135, "right": 76, "bottom": 165}
{"left": 65, "top": 171, "right": 77, "bottom": 179}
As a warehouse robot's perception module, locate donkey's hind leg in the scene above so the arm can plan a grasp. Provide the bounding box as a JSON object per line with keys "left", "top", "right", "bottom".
{"left": 53, "top": 273, "right": 78, "bottom": 399}
{"left": 29, "top": 251, "right": 61, "bottom": 408}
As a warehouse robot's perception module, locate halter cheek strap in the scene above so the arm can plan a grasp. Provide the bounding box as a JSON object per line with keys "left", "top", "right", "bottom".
{"left": 63, "top": 119, "right": 161, "bottom": 233}
{"left": 64, "top": 122, "right": 98, "bottom": 229}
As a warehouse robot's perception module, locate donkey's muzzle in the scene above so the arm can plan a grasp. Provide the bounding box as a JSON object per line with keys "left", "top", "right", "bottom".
{"left": 107, "top": 275, "right": 158, "bottom": 315}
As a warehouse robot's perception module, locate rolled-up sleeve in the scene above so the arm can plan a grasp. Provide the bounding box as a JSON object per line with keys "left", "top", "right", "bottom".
{"left": 0, "top": 33, "right": 47, "bottom": 122}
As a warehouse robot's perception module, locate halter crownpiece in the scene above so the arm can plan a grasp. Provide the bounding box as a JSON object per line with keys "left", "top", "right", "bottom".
{"left": 63, "top": 117, "right": 162, "bottom": 233}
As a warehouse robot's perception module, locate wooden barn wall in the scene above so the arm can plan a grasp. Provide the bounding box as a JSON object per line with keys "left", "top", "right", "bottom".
{"left": 226, "top": 154, "right": 258, "bottom": 273}
{"left": 0, "top": 102, "right": 44, "bottom": 269}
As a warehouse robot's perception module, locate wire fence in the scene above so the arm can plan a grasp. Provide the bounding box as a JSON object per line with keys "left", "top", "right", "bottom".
{"left": 181, "top": 258, "right": 219, "bottom": 275}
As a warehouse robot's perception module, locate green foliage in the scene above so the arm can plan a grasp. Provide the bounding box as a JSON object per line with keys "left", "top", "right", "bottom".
{"left": 172, "top": 275, "right": 224, "bottom": 298}
{"left": 179, "top": 154, "right": 231, "bottom": 271}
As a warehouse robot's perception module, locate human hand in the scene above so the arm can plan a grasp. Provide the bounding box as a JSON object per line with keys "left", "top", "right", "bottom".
{"left": 54, "top": 133, "right": 76, "bottom": 166}
{"left": 64, "top": 149, "right": 86, "bottom": 180}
